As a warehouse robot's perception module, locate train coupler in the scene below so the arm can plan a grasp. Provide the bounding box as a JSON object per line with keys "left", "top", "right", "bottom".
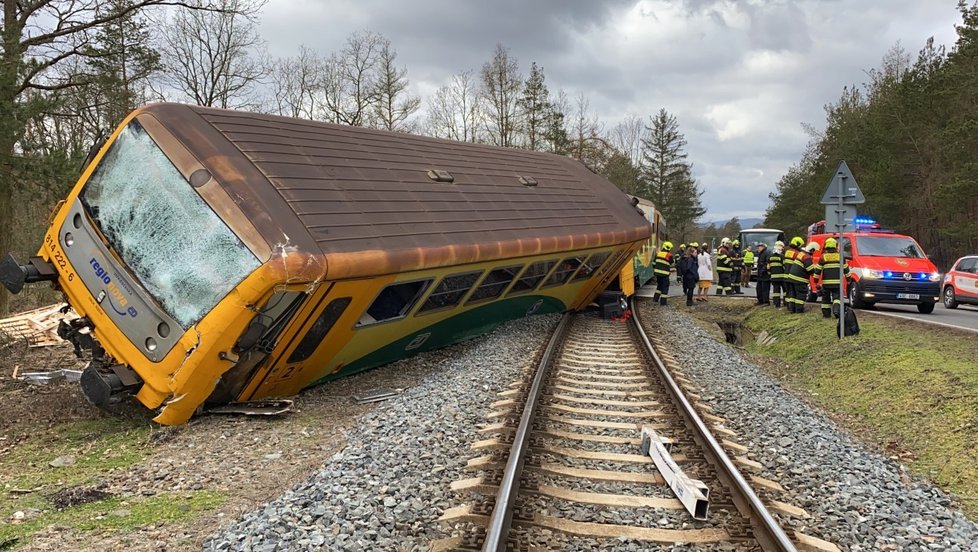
{"left": 0, "top": 254, "right": 58, "bottom": 294}
{"left": 58, "top": 317, "right": 98, "bottom": 358}
{"left": 80, "top": 363, "right": 143, "bottom": 407}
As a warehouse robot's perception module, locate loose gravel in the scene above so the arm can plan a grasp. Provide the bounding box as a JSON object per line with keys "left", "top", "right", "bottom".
{"left": 204, "top": 314, "right": 559, "bottom": 552}
{"left": 643, "top": 299, "right": 978, "bottom": 551}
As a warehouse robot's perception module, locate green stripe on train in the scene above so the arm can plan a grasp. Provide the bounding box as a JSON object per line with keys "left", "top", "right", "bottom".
{"left": 307, "top": 295, "right": 567, "bottom": 387}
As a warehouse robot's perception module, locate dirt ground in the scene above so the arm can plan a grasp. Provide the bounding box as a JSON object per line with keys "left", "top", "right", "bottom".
{"left": 0, "top": 336, "right": 452, "bottom": 551}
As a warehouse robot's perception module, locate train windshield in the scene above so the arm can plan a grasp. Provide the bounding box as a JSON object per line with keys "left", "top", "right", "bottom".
{"left": 80, "top": 120, "right": 259, "bottom": 328}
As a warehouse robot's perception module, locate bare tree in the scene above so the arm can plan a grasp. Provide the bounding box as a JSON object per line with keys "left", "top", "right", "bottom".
{"left": 426, "top": 70, "right": 482, "bottom": 142}
{"left": 480, "top": 44, "right": 522, "bottom": 147}
{"left": 608, "top": 114, "right": 647, "bottom": 166}
{"left": 157, "top": 0, "right": 266, "bottom": 109}
{"left": 322, "top": 30, "right": 384, "bottom": 126}
{"left": 267, "top": 45, "right": 326, "bottom": 119}
{"left": 370, "top": 38, "right": 420, "bottom": 131}
{"left": 570, "top": 92, "right": 604, "bottom": 163}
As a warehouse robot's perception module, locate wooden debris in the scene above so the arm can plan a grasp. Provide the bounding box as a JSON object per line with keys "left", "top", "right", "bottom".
{"left": 0, "top": 303, "right": 76, "bottom": 348}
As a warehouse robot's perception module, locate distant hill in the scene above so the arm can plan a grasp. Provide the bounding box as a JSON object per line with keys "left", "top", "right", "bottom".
{"left": 698, "top": 217, "right": 764, "bottom": 229}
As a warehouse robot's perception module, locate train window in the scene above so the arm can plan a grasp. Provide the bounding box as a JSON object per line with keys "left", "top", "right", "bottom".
{"left": 287, "top": 297, "right": 352, "bottom": 363}
{"left": 467, "top": 266, "right": 522, "bottom": 304}
{"left": 417, "top": 271, "right": 484, "bottom": 314}
{"left": 597, "top": 250, "right": 625, "bottom": 278}
{"left": 508, "top": 260, "right": 557, "bottom": 295}
{"left": 543, "top": 257, "right": 583, "bottom": 287}
{"left": 358, "top": 279, "right": 432, "bottom": 326}
{"left": 572, "top": 252, "right": 612, "bottom": 282}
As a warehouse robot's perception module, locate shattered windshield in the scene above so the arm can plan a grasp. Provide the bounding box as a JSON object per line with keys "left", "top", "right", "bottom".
{"left": 81, "top": 120, "right": 259, "bottom": 328}
{"left": 855, "top": 236, "right": 924, "bottom": 258}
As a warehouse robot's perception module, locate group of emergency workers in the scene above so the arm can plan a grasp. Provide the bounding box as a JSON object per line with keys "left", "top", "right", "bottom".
{"left": 649, "top": 235, "right": 851, "bottom": 318}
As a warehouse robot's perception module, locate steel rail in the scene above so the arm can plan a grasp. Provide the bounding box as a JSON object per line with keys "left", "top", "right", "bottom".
{"left": 482, "top": 312, "right": 572, "bottom": 552}
{"left": 629, "top": 297, "right": 797, "bottom": 552}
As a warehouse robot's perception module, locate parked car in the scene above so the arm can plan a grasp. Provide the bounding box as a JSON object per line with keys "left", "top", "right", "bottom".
{"left": 943, "top": 255, "right": 978, "bottom": 309}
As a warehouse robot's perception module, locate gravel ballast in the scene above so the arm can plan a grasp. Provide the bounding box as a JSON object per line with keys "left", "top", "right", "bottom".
{"left": 643, "top": 300, "right": 978, "bottom": 551}
{"left": 204, "top": 314, "right": 558, "bottom": 551}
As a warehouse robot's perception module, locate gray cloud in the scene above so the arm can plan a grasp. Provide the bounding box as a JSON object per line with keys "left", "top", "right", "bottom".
{"left": 257, "top": 0, "right": 961, "bottom": 223}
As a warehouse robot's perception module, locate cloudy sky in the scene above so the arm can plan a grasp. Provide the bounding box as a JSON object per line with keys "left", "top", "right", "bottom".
{"left": 258, "top": 0, "right": 962, "bottom": 223}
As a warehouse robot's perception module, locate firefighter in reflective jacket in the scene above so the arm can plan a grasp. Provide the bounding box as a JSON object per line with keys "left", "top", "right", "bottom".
{"left": 715, "top": 238, "right": 734, "bottom": 295}
{"left": 784, "top": 236, "right": 814, "bottom": 313}
{"left": 730, "top": 239, "right": 744, "bottom": 294}
{"left": 768, "top": 241, "right": 785, "bottom": 308}
{"left": 813, "top": 237, "right": 851, "bottom": 318}
{"left": 652, "top": 241, "right": 674, "bottom": 306}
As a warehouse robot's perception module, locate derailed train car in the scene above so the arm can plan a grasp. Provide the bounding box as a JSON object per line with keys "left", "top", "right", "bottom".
{"left": 0, "top": 104, "right": 651, "bottom": 425}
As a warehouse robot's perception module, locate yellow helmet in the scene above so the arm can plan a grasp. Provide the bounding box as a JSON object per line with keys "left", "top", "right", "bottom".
{"left": 790, "top": 236, "right": 805, "bottom": 247}
{"left": 824, "top": 237, "right": 837, "bottom": 249}
{"left": 662, "top": 241, "right": 673, "bottom": 251}
{"left": 690, "top": 242, "right": 699, "bottom": 248}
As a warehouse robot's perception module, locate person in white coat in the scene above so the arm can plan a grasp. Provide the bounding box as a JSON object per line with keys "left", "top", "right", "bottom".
{"left": 696, "top": 244, "right": 713, "bottom": 301}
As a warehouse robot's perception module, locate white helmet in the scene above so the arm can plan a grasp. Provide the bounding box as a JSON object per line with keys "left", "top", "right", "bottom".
{"left": 807, "top": 241, "right": 820, "bottom": 253}
{"left": 721, "top": 237, "right": 731, "bottom": 246}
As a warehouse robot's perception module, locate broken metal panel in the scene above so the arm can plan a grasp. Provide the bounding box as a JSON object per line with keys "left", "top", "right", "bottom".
{"left": 205, "top": 399, "right": 294, "bottom": 416}
{"left": 353, "top": 387, "right": 403, "bottom": 404}
{"left": 641, "top": 426, "right": 711, "bottom": 521}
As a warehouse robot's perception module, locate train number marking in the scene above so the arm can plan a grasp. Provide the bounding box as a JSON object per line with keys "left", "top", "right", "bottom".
{"left": 405, "top": 332, "right": 431, "bottom": 351}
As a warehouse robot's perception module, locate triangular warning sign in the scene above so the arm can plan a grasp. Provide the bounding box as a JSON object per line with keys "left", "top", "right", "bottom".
{"left": 820, "top": 160, "right": 866, "bottom": 205}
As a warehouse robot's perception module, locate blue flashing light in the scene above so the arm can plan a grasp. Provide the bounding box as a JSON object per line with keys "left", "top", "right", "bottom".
{"left": 884, "top": 271, "right": 893, "bottom": 279}
{"left": 854, "top": 216, "right": 877, "bottom": 225}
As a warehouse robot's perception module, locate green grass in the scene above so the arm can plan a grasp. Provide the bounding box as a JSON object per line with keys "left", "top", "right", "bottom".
{"left": 0, "top": 418, "right": 225, "bottom": 549}
{"left": 741, "top": 307, "right": 978, "bottom": 517}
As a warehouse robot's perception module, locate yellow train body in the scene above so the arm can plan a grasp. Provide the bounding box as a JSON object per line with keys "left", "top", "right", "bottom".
{"left": 10, "top": 104, "right": 650, "bottom": 425}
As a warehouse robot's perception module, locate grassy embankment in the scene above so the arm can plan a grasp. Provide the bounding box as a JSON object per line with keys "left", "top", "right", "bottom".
{"left": 719, "top": 304, "right": 978, "bottom": 518}
{"left": 0, "top": 417, "right": 224, "bottom": 549}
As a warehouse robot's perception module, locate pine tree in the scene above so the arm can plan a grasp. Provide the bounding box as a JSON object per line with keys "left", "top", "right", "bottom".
{"left": 84, "top": 0, "right": 162, "bottom": 129}
{"left": 639, "top": 108, "right": 705, "bottom": 242}
{"left": 518, "top": 62, "right": 550, "bottom": 150}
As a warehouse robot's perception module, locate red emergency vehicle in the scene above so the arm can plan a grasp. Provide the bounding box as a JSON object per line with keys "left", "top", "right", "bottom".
{"left": 807, "top": 217, "right": 941, "bottom": 314}
{"left": 943, "top": 255, "right": 978, "bottom": 309}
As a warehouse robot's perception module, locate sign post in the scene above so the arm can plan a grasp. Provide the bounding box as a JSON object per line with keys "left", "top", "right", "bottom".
{"left": 820, "top": 161, "right": 865, "bottom": 338}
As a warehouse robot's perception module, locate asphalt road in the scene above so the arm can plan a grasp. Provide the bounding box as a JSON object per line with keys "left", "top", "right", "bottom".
{"left": 643, "top": 278, "right": 978, "bottom": 334}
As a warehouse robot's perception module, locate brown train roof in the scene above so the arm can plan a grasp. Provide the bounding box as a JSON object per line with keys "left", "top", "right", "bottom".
{"left": 138, "top": 103, "right": 651, "bottom": 280}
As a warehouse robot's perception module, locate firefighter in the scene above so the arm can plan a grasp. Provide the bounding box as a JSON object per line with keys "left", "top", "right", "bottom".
{"left": 652, "top": 241, "right": 674, "bottom": 306}
{"left": 754, "top": 243, "right": 770, "bottom": 305}
{"left": 730, "top": 239, "right": 743, "bottom": 294}
{"left": 769, "top": 241, "right": 785, "bottom": 308}
{"left": 715, "top": 238, "right": 734, "bottom": 295}
{"left": 813, "top": 237, "right": 851, "bottom": 318}
{"left": 784, "top": 236, "right": 814, "bottom": 313}
{"left": 742, "top": 245, "right": 754, "bottom": 289}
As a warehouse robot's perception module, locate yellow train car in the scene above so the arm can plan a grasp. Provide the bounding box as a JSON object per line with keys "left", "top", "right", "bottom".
{"left": 0, "top": 104, "right": 651, "bottom": 425}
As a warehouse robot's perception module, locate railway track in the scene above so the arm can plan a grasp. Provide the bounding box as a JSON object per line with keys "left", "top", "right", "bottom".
{"left": 437, "top": 298, "right": 838, "bottom": 551}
